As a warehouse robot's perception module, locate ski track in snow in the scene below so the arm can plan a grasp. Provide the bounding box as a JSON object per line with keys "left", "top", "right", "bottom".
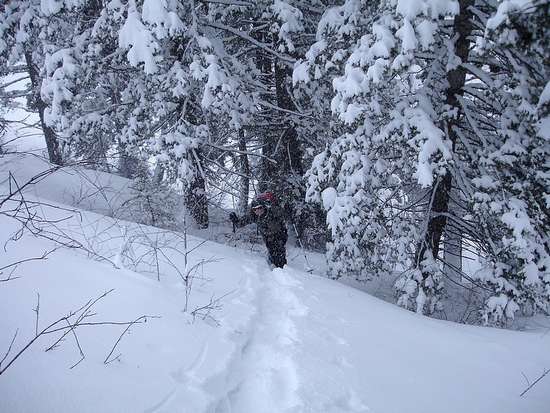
{"left": 205, "top": 261, "right": 309, "bottom": 413}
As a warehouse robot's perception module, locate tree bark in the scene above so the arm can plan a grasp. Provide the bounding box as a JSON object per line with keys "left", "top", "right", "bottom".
{"left": 237, "top": 129, "right": 250, "bottom": 215}
{"left": 117, "top": 140, "right": 142, "bottom": 179}
{"left": 24, "top": 52, "right": 63, "bottom": 165}
{"left": 443, "top": 188, "right": 463, "bottom": 284}
{"left": 152, "top": 162, "right": 164, "bottom": 185}
{"left": 273, "top": 60, "right": 305, "bottom": 235}
{"left": 274, "top": 62, "right": 303, "bottom": 178}
{"left": 416, "top": 0, "right": 473, "bottom": 271}
{"left": 185, "top": 148, "right": 209, "bottom": 229}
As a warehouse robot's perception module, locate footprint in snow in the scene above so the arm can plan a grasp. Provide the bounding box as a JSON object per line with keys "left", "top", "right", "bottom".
{"left": 334, "top": 390, "right": 371, "bottom": 413}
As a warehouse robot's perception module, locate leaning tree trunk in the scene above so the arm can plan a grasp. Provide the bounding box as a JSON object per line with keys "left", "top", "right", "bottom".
{"left": 416, "top": 0, "right": 473, "bottom": 274}
{"left": 24, "top": 52, "right": 63, "bottom": 166}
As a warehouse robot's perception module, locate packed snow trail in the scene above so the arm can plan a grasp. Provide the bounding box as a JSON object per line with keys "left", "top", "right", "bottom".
{"left": 206, "top": 263, "right": 308, "bottom": 413}
{"left": 142, "top": 259, "right": 372, "bottom": 413}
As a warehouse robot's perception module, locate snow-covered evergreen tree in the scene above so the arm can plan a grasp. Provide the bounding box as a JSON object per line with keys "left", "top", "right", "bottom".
{"left": 0, "top": 0, "right": 66, "bottom": 164}
{"left": 298, "top": 0, "right": 549, "bottom": 322}
{"left": 297, "top": 0, "right": 458, "bottom": 314}
{"left": 462, "top": 0, "right": 550, "bottom": 324}
{"left": 38, "top": 0, "right": 252, "bottom": 228}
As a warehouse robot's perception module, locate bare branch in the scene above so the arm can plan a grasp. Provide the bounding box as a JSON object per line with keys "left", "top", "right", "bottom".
{"left": 0, "top": 249, "right": 56, "bottom": 281}
{"left": 520, "top": 369, "right": 550, "bottom": 397}
{"left": 0, "top": 288, "right": 157, "bottom": 375}
{"left": 34, "top": 293, "right": 40, "bottom": 337}
{"left": 0, "top": 329, "right": 18, "bottom": 369}
{"left": 191, "top": 290, "right": 234, "bottom": 325}
{"left": 103, "top": 315, "right": 157, "bottom": 364}
{"left": 201, "top": 20, "right": 295, "bottom": 64}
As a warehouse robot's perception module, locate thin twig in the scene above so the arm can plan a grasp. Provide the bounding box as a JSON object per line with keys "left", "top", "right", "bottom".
{"left": 66, "top": 318, "right": 85, "bottom": 369}
{"left": 45, "top": 290, "right": 115, "bottom": 352}
{"left": 34, "top": 293, "right": 40, "bottom": 337}
{"left": 520, "top": 369, "right": 549, "bottom": 397}
{"left": 0, "top": 249, "right": 55, "bottom": 275}
{"left": 103, "top": 315, "right": 155, "bottom": 364}
{"left": 0, "top": 329, "right": 18, "bottom": 368}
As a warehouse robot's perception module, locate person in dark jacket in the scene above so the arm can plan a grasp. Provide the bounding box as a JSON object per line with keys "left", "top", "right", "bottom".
{"left": 229, "top": 192, "right": 288, "bottom": 268}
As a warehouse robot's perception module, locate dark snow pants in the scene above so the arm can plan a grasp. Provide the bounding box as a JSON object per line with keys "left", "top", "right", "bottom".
{"left": 264, "top": 232, "right": 287, "bottom": 268}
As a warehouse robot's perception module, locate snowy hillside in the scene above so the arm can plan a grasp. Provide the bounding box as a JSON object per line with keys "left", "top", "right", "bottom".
{"left": 1, "top": 157, "right": 549, "bottom": 413}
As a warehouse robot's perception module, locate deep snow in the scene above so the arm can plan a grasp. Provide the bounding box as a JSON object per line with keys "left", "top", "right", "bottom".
{"left": 1, "top": 154, "right": 549, "bottom": 413}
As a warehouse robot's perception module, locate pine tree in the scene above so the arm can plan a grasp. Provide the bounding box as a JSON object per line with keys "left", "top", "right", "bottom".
{"left": 0, "top": 1, "right": 64, "bottom": 164}
{"left": 460, "top": 0, "right": 550, "bottom": 324}
{"left": 298, "top": 0, "right": 550, "bottom": 322}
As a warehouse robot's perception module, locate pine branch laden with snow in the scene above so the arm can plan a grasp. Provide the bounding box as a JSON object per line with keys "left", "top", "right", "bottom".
{"left": 464, "top": 1, "right": 550, "bottom": 325}
{"left": 0, "top": 1, "right": 65, "bottom": 165}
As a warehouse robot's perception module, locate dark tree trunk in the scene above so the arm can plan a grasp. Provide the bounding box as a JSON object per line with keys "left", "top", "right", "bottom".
{"left": 185, "top": 148, "right": 209, "bottom": 229}
{"left": 25, "top": 52, "right": 63, "bottom": 165}
{"left": 274, "top": 62, "right": 303, "bottom": 179}
{"left": 175, "top": 92, "right": 209, "bottom": 229}
{"left": 152, "top": 162, "right": 164, "bottom": 185}
{"left": 416, "top": 0, "right": 473, "bottom": 271}
{"left": 253, "top": 26, "right": 277, "bottom": 194}
{"left": 273, "top": 60, "right": 305, "bottom": 235}
{"left": 117, "top": 140, "right": 143, "bottom": 179}
{"left": 0, "top": 123, "right": 5, "bottom": 153}
{"left": 253, "top": 21, "right": 306, "bottom": 235}
{"left": 416, "top": 173, "right": 453, "bottom": 264}
{"left": 237, "top": 129, "right": 250, "bottom": 215}
{"left": 260, "top": 131, "right": 277, "bottom": 193}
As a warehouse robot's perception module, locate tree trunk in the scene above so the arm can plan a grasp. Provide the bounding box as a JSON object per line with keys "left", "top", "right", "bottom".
{"left": 185, "top": 148, "right": 209, "bottom": 229}
{"left": 274, "top": 62, "right": 303, "bottom": 178}
{"left": 253, "top": 26, "right": 277, "bottom": 194}
{"left": 25, "top": 52, "right": 63, "bottom": 165}
{"left": 117, "top": 140, "right": 142, "bottom": 179}
{"left": 274, "top": 60, "right": 305, "bottom": 235}
{"left": 443, "top": 199, "right": 463, "bottom": 285}
{"left": 416, "top": 0, "right": 473, "bottom": 272}
{"left": 237, "top": 129, "right": 250, "bottom": 215}
{"left": 152, "top": 162, "right": 164, "bottom": 185}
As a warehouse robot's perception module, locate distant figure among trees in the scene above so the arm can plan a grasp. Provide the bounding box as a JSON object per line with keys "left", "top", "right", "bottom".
{"left": 230, "top": 192, "right": 288, "bottom": 268}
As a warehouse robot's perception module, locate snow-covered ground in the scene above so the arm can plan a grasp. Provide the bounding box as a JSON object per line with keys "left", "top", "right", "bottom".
{"left": 1, "top": 155, "right": 549, "bottom": 413}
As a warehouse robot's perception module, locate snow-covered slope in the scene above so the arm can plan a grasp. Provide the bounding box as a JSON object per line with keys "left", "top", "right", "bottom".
{"left": 0, "top": 153, "right": 134, "bottom": 215}
{"left": 1, "top": 156, "right": 549, "bottom": 413}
